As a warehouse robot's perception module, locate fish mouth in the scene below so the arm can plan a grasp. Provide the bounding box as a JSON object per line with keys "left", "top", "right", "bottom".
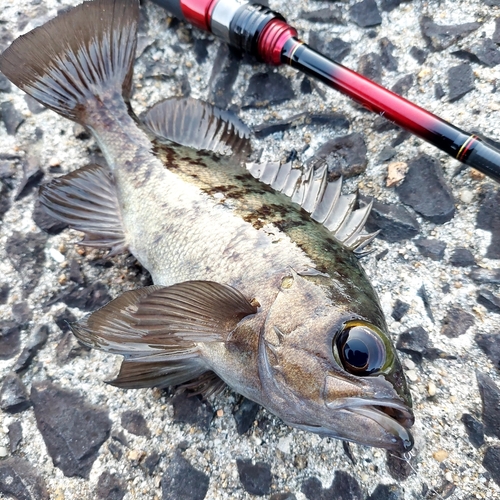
{"left": 348, "top": 399, "right": 414, "bottom": 452}
{"left": 327, "top": 397, "right": 415, "bottom": 452}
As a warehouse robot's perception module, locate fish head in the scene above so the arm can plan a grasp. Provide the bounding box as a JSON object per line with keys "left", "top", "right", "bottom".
{"left": 259, "top": 272, "right": 414, "bottom": 452}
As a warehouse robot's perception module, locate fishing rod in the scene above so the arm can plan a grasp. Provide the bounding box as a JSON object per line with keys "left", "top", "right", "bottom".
{"left": 151, "top": 0, "right": 500, "bottom": 184}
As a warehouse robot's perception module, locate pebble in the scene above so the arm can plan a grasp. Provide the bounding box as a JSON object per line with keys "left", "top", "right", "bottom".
{"left": 380, "top": 37, "right": 398, "bottom": 72}
{"left": 396, "top": 326, "right": 430, "bottom": 363}
{"left": 386, "top": 451, "right": 413, "bottom": 481}
{"left": 378, "top": 146, "right": 397, "bottom": 162}
{"left": 477, "top": 371, "right": 500, "bottom": 440}
{"left": 475, "top": 333, "right": 500, "bottom": 370}
{"left": 0, "top": 322, "right": 21, "bottom": 361}
{"left": 406, "top": 370, "right": 418, "bottom": 382}
{"left": 410, "top": 46, "right": 427, "bottom": 64}
{"left": 420, "top": 16, "right": 480, "bottom": 51}
{"left": 0, "top": 458, "right": 49, "bottom": 500}
{"left": 24, "top": 95, "right": 45, "bottom": 114}
{"left": 32, "top": 198, "right": 68, "bottom": 235}
{"left": 366, "top": 483, "right": 404, "bottom": 500}
{"left": 0, "top": 283, "right": 9, "bottom": 305}
{"left": 237, "top": 459, "right": 273, "bottom": 496}
{"left": 270, "top": 493, "right": 297, "bottom": 500}
{"left": 386, "top": 161, "right": 408, "bottom": 187}
{"left": 362, "top": 195, "right": 420, "bottom": 243}
{"left": 233, "top": 398, "right": 260, "bottom": 435}
{"left": 171, "top": 392, "right": 213, "bottom": 431}
{"left": 469, "top": 267, "right": 500, "bottom": 284}
{"left": 301, "top": 470, "right": 362, "bottom": 500}
{"left": 277, "top": 435, "right": 293, "bottom": 454}
{"left": 11, "top": 302, "right": 32, "bottom": 325}
{"left": 396, "top": 154, "right": 455, "bottom": 224}
{"left": 308, "top": 33, "right": 352, "bottom": 63}
{"left": 428, "top": 382, "right": 437, "bottom": 397}
{"left": 461, "top": 413, "right": 484, "bottom": 448}
{"left": 31, "top": 380, "right": 112, "bottom": 478}
{"left": 6, "top": 230, "right": 48, "bottom": 294}
{"left": 460, "top": 189, "right": 474, "bottom": 204}
{"left": 349, "top": 0, "right": 382, "bottom": 28}
{"left": 477, "top": 289, "right": 500, "bottom": 314}
{"left": 0, "top": 372, "right": 31, "bottom": 413}
{"left": 49, "top": 247, "right": 66, "bottom": 263}
{"left": 404, "top": 358, "right": 416, "bottom": 370}
{"left": 448, "top": 63, "right": 474, "bottom": 102}
{"left": 55, "top": 330, "right": 89, "bottom": 365}
{"left": 300, "top": 7, "right": 343, "bottom": 24}
{"left": 482, "top": 446, "right": 500, "bottom": 487}
{"left": 95, "top": 471, "right": 126, "bottom": 500}
{"left": 449, "top": 247, "right": 476, "bottom": 267}
{"left": 470, "top": 39, "right": 500, "bottom": 67}
{"left": 476, "top": 188, "right": 500, "bottom": 259}
{"left": 420, "top": 245, "right": 442, "bottom": 275}
{"left": 0, "top": 101, "right": 24, "bottom": 135}
{"left": 441, "top": 306, "right": 475, "bottom": 338}
{"left": 391, "top": 75, "right": 414, "bottom": 97}
{"left": 121, "top": 410, "right": 151, "bottom": 438}
{"left": 494, "top": 17, "right": 500, "bottom": 43}
{"left": 293, "top": 455, "right": 308, "bottom": 470}
{"left": 306, "top": 133, "right": 368, "bottom": 179}
{"left": 357, "top": 52, "right": 383, "bottom": 83}
{"left": 433, "top": 450, "right": 449, "bottom": 462}
{"left": 242, "top": 71, "right": 295, "bottom": 109}
{"left": 54, "top": 281, "right": 112, "bottom": 311}
{"left": 0, "top": 73, "right": 11, "bottom": 92}
{"left": 127, "top": 449, "right": 146, "bottom": 463}
{"left": 391, "top": 299, "right": 410, "bottom": 322}
{"left": 208, "top": 43, "right": 241, "bottom": 109}
{"left": 162, "top": 450, "right": 209, "bottom": 500}
{"left": 141, "top": 451, "right": 160, "bottom": 476}
{"left": 8, "top": 421, "right": 23, "bottom": 453}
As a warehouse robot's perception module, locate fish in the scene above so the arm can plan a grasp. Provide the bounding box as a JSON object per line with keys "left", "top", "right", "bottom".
{"left": 0, "top": 0, "right": 414, "bottom": 452}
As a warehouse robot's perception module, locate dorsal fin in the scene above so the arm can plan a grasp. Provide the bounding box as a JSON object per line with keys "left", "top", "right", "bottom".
{"left": 143, "top": 96, "right": 251, "bottom": 157}
{"left": 246, "top": 161, "right": 377, "bottom": 252}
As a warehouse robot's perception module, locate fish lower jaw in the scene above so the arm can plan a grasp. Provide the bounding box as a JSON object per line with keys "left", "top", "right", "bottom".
{"left": 347, "top": 403, "right": 414, "bottom": 452}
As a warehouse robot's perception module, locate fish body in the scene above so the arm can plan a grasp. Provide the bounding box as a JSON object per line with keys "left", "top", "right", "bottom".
{"left": 0, "top": 0, "right": 414, "bottom": 451}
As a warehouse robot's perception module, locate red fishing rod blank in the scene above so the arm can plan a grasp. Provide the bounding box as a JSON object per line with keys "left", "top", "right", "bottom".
{"left": 152, "top": 0, "right": 500, "bottom": 184}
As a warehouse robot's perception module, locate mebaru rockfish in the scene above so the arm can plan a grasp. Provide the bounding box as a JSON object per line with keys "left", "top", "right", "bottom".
{"left": 0, "top": 0, "right": 414, "bottom": 451}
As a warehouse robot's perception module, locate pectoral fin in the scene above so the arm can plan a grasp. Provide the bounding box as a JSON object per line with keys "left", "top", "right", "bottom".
{"left": 72, "top": 281, "right": 257, "bottom": 389}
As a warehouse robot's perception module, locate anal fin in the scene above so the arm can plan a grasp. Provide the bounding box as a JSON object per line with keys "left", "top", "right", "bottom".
{"left": 71, "top": 281, "right": 257, "bottom": 390}
{"left": 39, "top": 164, "right": 127, "bottom": 255}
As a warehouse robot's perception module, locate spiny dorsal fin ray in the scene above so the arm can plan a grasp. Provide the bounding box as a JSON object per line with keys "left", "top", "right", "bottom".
{"left": 143, "top": 96, "right": 252, "bottom": 157}
{"left": 0, "top": 0, "right": 139, "bottom": 123}
{"left": 71, "top": 281, "right": 257, "bottom": 389}
{"left": 246, "top": 161, "right": 377, "bottom": 252}
{"left": 39, "top": 164, "right": 127, "bottom": 255}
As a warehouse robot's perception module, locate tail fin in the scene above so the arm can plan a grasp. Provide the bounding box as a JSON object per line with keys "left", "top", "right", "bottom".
{"left": 0, "top": 0, "right": 139, "bottom": 123}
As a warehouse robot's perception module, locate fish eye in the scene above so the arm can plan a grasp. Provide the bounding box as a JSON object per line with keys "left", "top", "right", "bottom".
{"left": 333, "top": 322, "right": 389, "bottom": 376}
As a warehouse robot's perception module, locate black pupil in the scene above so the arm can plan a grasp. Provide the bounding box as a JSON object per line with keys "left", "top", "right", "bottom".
{"left": 337, "top": 325, "right": 386, "bottom": 375}
{"left": 344, "top": 338, "right": 369, "bottom": 369}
